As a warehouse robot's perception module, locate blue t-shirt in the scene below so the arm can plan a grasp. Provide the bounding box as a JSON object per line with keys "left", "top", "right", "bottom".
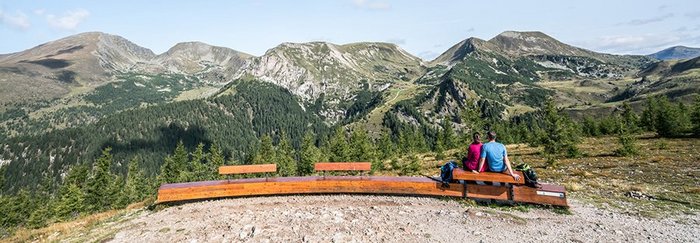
{"left": 480, "top": 141, "right": 507, "bottom": 172}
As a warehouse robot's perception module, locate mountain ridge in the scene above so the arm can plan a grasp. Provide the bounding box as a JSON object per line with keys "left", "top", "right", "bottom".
{"left": 648, "top": 45, "right": 700, "bottom": 60}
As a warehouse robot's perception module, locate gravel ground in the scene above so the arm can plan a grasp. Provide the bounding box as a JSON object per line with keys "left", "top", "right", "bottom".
{"left": 110, "top": 195, "right": 699, "bottom": 243}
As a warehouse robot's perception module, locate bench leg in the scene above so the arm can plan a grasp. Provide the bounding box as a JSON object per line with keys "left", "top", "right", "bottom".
{"left": 507, "top": 184, "right": 514, "bottom": 202}
{"left": 462, "top": 180, "right": 468, "bottom": 199}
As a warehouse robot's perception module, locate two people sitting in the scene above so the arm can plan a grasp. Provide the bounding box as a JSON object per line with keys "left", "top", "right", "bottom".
{"left": 463, "top": 131, "right": 521, "bottom": 182}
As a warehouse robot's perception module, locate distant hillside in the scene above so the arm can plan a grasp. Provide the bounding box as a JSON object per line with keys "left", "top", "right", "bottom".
{"left": 648, "top": 46, "right": 700, "bottom": 60}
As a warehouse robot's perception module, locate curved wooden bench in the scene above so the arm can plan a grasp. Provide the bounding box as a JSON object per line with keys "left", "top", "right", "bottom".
{"left": 156, "top": 176, "right": 567, "bottom": 206}
{"left": 156, "top": 163, "right": 568, "bottom": 207}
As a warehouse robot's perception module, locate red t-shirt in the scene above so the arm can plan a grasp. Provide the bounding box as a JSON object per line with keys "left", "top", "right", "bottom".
{"left": 464, "top": 142, "right": 485, "bottom": 172}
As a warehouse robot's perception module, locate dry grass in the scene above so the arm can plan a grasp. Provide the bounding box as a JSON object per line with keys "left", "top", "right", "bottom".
{"left": 1, "top": 201, "right": 148, "bottom": 243}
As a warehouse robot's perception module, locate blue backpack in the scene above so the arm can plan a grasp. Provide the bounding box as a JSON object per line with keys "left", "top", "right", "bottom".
{"left": 440, "top": 161, "right": 460, "bottom": 187}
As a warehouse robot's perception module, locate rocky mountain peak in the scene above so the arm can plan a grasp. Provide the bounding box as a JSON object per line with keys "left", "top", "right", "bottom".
{"left": 488, "top": 30, "right": 590, "bottom": 57}
{"left": 430, "top": 37, "right": 499, "bottom": 65}
{"left": 154, "top": 41, "right": 253, "bottom": 75}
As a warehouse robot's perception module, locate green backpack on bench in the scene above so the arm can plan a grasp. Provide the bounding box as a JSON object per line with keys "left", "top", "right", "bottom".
{"left": 515, "top": 163, "right": 540, "bottom": 188}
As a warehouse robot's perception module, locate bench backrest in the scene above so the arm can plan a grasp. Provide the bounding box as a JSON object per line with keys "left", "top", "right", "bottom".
{"left": 314, "top": 162, "right": 371, "bottom": 172}
{"left": 219, "top": 164, "right": 277, "bottom": 175}
{"left": 452, "top": 168, "right": 524, "bottom": 185}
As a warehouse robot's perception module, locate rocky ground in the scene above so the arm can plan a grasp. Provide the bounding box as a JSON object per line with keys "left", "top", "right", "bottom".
{"left": 90, "top": 195, "right": 697, "bottom": 243}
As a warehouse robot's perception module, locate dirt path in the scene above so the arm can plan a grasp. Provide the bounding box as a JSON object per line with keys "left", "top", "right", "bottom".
{"left": 105, "top": 195, "right": 698, "bottom": 243}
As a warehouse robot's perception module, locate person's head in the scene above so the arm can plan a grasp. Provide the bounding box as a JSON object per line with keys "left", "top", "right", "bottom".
{"left": 486, "top": 131, "right": 497, "bottom": 141}
{"left": 472, "top": 132, "right": 481, "bottom": 143}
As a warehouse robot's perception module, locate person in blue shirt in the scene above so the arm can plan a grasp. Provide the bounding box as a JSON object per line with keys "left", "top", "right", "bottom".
{"left": 474, "top": 131, "right": 520, "bottom": 182}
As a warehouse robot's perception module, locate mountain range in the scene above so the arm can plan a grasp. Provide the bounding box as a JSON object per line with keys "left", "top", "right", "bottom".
{"left": 1, "top": 31, "right": 698, "bottom": 129}
{"left": 1, "top": 30, "right": 700, "bottom": 191}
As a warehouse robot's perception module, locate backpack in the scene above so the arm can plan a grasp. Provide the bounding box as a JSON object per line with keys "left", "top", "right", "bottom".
{"left": 439, "top": 161, "right": 460, "bottom": 187}
{"left": 514, "top": 163, "right": 540, "bottom": 188}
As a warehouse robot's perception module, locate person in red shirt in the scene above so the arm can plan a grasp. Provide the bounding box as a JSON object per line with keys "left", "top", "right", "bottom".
{"left": 463, "top": 132, "right": 485, "bottom": 172}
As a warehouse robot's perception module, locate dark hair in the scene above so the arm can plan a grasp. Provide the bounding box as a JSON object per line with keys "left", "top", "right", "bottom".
{"left": 472, "top": 132, "right": 481, "bottom": 143}
{"left": 487, "top": 131, "right": 497, "bottom": 140}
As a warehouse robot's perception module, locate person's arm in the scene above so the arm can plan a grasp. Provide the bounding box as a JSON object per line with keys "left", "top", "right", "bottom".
{"left": 467, "top": 147, "right": 478, "bottom": 172}
{"left": 474, "top": 157, "right": 485, "bottom": 174}
{"left": 503, "top": 150, "right": 520, "bottom": 181}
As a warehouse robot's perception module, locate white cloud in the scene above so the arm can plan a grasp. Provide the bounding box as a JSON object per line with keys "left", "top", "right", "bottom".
{"left": 580, "top": 33, "right": 700, "bottom": 54}
{"left": 621, "top": 13, "right": 674, "bottom": 26}
{"left": 352, "top": 0, "right": 390, "bottom": 10}
{"left": 46, "top": 9, "right": 90, "bottom": 30}
{"left": 0, "top": 10, "right": 31, "bottom": 30}
{"left": 33, "top": 9, "right": 46, "bottom": 16}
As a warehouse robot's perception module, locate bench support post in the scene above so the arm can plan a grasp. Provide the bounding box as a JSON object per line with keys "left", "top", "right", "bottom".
{"left": 462, "top": 180, "right": 468, "bottom": 199}
{"left": 507, "top": 184, "right": 514, "bottom": 202}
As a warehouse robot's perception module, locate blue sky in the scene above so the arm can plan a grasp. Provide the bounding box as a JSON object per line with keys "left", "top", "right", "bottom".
{"left": 1, "top": 0, "right": 699, "bottom": 60}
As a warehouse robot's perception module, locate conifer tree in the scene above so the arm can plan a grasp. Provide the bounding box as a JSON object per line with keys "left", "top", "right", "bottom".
{"left": 582, "top": 116, "right": 600, "bottom": 137}
{"left": 413, "top": 128, "right": 429, "bottom": 153}
{"left": 110, "top": 176, "right": 128, "bottom": 209}
{"left": 172, "top": 142, "right": 191, "bottom": 182}
{"left": 207, "top": 144, "right": 225, "bottom": 180}
{"left": 349, "top": 127, "right": 376, "bottom": 161}
{"left": 640, "top": 96, "right": 659, "bottom": 132}
{"left": 0, "top": 189, "right": 33, "bottom": 227}
{"left": 299, "top": 131, "right": 320, "bottom": 176}
{"left": 441, "top": 118, "right": 457, "bottom": 149}
{"left": 66, "top": 165, "right": 89, "bottom": 188}
{"left": 397, "top": 127, "right": 414, "bottom": 153}
{"left": 190, "top": 143, "right": 209, "bottom": 181}
{"left": 159, "top": 141, "right": 188, "bottom": 183}
{"left": 434, "top": 130, "right": 445, "bottom": 160}
{"left": 85, "top": 147, "right": 116, "bottom": 212}
{"left": 252, "top": 135, "right": 274, "bottom": 164}
{"left": 539, "top": 99, "right": 581, "bottom": 167}
{"left": 27, "top": 200, "right": 53, "bottom": 228}
{"left": 620, "top": 101, "right": 640, "bottom": 134}
{"left": 349, "top": 127, "right": 379, "bottom": 171}
{"left": 460, "top": 102, "right": 485, "bottom": 137}
{"left": 401, "top": 154, "right": 421, "bottom": 176}
{"left": 125, "top": 157, "right": 147, "bottom": 202}
{"left": 377, "top": 130, "right": 395, "bottom": 160}
{"left": 329, "top": 127, "right": 350, "bottom": 162}
{"left": 693, "top": 97, "right": 700, "bottom": 136}
{"left": 276, "top": 134, "right": 297, "bottom": 176}
{"left": 615, "top": 115, "right": 638, "bottom": 156}
{"left": 0, "top": 166, "right": 5, "bottom": 195}
{"left": 655, "top": 97, "right": 688, "bottom": 137}
{"left": 54, "top": 183, "right": 85, "bottom": 220}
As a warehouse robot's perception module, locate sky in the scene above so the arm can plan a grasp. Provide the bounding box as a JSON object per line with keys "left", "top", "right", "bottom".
{"left": 1, "top": 0, "right": 699, "bottom": 60}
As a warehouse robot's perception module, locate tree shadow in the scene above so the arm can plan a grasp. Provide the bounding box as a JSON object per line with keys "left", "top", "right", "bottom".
{"left": 96, "top": 124, "right": 215, "bottom": 173}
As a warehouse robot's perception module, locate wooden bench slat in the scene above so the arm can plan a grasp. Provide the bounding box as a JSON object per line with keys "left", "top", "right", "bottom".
{"left": 512, "top": 184, "right": 568, "bottom": 207}
{"left": 156, "top": 176, "right": 567, "bottom": 206}
{"left": 314, "top": 162, "right": 371, "bottom": 171}
{"left": 219, "top": 164, "right": 277, "bottom": 175}
{"left": 452, "top": 168, "right": 524, "bottom": 184}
